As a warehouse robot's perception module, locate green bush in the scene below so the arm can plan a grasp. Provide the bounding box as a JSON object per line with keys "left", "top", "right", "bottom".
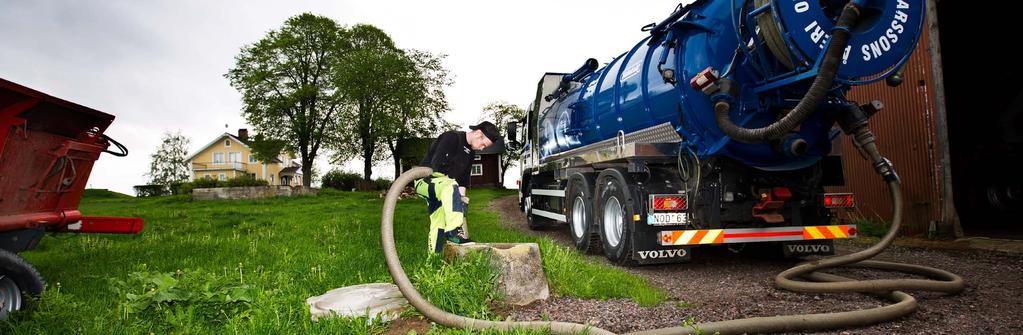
{"left": 321, "top": 170, "right": 362, "bottom": 191}
{"left": 852, "top": 218, "right": 890, "bottom": 238}
{"left": 133, "top": 184, "right": 169, "bottom": 197}
{"left": 373, "top": 178, "right": 393, "bottom": 191}
{"left": 192, "top": 177, "right": 223, "bottom": 189}
{"left": 224, "top": 175, "right": 269, "bottom": 187}
{"left": 190, "top": 176, "right": 268, "bottom": 189}
{"left": 355, "top": 179, "right": 376, "bottom": 191}
{"left": 170, "top": 182, "right": 194, "bottom": 195}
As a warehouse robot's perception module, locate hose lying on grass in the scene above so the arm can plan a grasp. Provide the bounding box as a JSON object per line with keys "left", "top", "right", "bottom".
{"left": 381, "top": 159, "right": 962, "bottom": 335}
{"left": 378, "top": 1, "right": 962, "bottom": 332}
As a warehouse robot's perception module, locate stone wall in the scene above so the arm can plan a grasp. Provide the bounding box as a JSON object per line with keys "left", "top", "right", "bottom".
{"left": 192, "top": 186, "right": 318, "bottom": 201}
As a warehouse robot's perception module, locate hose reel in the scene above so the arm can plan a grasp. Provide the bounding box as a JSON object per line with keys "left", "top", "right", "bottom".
{"left": 741, "top": 0, "right": 925, "bottom": 84}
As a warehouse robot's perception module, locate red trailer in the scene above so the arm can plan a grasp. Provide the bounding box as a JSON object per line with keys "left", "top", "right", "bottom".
{"left": 0, "top": 78, "right": 143, "bottom": 318}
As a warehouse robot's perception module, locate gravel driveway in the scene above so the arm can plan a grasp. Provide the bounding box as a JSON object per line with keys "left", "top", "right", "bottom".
{"left": 490, "top": 196, "right": 1023, "bottom": 334}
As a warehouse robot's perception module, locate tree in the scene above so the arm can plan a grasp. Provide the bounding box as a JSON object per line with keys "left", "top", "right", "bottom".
{"left": 379, "top": 50, "right": 452, "bottom": 179}
{"left": 248, "top": 133, "right": 287, "bottom": 164}
{"left": 225, "top": 13, "right": 349, "bottom": 186}
{"left": 481, "top": 101, "right": 526, "bottom": 185}
{"left": 146, "top": 131, "right": 191, "bottom": 187}
{"left": 332, "top": 25, "right": 451, "bottom": 181}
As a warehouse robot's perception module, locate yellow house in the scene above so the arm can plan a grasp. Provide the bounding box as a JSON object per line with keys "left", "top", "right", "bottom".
{"left": 187, "top": 129, "right": 303, "bottom": 186}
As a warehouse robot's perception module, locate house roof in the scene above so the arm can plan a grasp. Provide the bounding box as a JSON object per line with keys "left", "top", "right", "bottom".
{"left": 185, "top": 132, "right": 283, "bottom": 163}
{"left": 280, "top": 166, "right": 302, "bottom": 175}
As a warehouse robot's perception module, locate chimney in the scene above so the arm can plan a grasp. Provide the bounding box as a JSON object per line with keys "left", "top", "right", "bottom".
{"left": 238, "top": 128, "right": 249, "bottom": 142}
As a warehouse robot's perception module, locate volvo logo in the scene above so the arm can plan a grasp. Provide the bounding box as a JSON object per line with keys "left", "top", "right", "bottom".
{"left": 637, "top": 249, "right": 687, "bottom": 259}
{"left": 786, "top": 244, "right": 832, "bottom": 253}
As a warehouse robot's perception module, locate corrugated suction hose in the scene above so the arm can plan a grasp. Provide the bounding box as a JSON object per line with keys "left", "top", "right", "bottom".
{"left": 381, "top": 6, "right": 961, "bottom": 332}
{"left": 716, "top": 3, "right": 859, "bottom": 144}
{"left": 381, "top": 161, "right": 962, "bottom": 334}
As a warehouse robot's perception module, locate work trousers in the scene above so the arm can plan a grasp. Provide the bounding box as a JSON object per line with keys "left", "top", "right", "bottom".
{"left": 414, "top": 172, "right": 467, "bottom": 253}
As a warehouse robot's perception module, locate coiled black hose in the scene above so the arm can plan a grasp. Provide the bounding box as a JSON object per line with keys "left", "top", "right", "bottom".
{"left": 716, "top": 3, "right": 860, "bottom": 144}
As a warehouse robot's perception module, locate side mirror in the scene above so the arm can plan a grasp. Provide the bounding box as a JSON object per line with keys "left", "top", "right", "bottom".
{"left": 505, "top": 121, "right": 520, "bottom": 149}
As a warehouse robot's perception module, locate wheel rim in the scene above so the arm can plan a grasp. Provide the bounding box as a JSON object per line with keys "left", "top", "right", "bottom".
{"left": 602, "top": 196, "right": 624, "bottom": 247}
{"left": 571, "top": 196, "right": 586, "bottom": 238}
{"left": 0, "top": 275, "right": 23, "bottom": 320}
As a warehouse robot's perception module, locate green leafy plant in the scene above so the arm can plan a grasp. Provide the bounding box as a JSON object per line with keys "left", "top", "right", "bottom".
{"left": 373, "top": 177, "right": 393, "bottom": 191}
{"left": 224, "top": 175, "right": 269, "bottom": 187}
{"left": 133, "top": 184, "right": 169, "bottom": 197}
{"left": 108, "top": 269, "right": 254, "bottom": 323}
{"left": 170, "top": 182, "right": 194, "bottom": 195}
{"left": 192, "top": 177, "right": 223, "bottom": 189}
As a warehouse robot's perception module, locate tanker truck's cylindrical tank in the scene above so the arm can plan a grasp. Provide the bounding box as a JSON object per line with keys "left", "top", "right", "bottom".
{"left": 537, "top": 0, "right": 924, "bottom": 171}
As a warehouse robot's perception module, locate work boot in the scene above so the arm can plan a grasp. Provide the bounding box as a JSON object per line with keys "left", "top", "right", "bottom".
{"left": 445, "top": 227, "right": 475, "bottom": 245}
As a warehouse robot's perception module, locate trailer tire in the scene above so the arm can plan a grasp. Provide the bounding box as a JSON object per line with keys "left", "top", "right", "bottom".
{"left": 595, "top": 169, "right": 636, "bottom": 265}
{"left": 0, "top": 249, "right": 44, "bottom": 319}
{"left": 567, "top": 174, "right": 600, "bottom": 253}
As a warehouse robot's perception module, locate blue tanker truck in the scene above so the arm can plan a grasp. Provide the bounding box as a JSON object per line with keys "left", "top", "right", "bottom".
{"left": 507, "top": 0, "right": 923, "bottom": 265}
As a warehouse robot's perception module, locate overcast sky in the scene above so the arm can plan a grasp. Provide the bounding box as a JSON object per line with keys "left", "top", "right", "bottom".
{"left": 1, "top": 0, "right": 686, "bottom": 194}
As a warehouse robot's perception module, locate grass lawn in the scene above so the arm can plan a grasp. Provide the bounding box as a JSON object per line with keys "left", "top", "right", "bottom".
{"left": 2, "top": 187, "right": 664, "bottom": 334}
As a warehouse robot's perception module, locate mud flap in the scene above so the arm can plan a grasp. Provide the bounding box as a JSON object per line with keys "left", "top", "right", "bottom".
{"left": 782, "top": 240, "right": 835, "bottom": 257}
{"left": 634, "top": 246, "right": 691, "bottom": 264}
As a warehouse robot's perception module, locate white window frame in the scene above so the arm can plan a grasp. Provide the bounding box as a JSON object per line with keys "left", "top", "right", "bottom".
{"left": 474, "top": 154, "right": 481, "bottom": 161}
{"left": 249, "top": 154, "right": 257, "bottom": 163}
{"left": 270, "top": 174, "right": 275, "bottom": 184}
{"left": 213, "top": 152, "right": 224, "bottom": 164}
{"left": 218, "top": 173, "right": 226, "bottom": 181}
{"left": 203, "top": 173, "right": 210, "bottom": 179}
{"left": 471, "top": 164, "right": 483, "bottom": 176}
{"left": 228, "top": 152, "right": 241, "bottom": 163}
{"left": 224, "top": 139, "right": 231, "bottom": 147}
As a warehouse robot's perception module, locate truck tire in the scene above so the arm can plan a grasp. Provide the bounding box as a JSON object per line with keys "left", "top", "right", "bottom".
{"left": 595, "top": 169, "right": 636, "bottom": 265}
{"left": 0, "top": 249, "right": 45, "bottom": 319}
{"left": 567, "top": 174, "right": 600, "bottom": 253}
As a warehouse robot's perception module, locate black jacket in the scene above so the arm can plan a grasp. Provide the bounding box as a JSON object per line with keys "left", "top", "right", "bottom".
{"left": 420, "top": 131, "right": 473, "bottom": 186}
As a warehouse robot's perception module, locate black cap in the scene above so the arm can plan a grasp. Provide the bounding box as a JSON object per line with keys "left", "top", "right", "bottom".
{"left": 469, "top": 121, "right": 501, "bottom": 143}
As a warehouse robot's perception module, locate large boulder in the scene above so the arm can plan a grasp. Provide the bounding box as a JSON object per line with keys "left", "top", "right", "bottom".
{"left": 306, "top": 283, "right": 408, "bottom": 322}
{"left": 442, "top": 242, "right": 550, "bottom": 306}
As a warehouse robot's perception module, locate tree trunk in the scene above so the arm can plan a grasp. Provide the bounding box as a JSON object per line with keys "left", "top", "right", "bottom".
{"left": 500, "top": 162, "right": 510, "bottom": 186}
{"left": 393, "top": 155, "right": 401, "bottom": 180}
{"left": 302, "top": 160, "right": 313, "bottom": 187}
{"left": 362, "top": 153, "right": 373, "bottom": 181}
{"left": 361, "top": 139, "right": 374, "bottom": 181}
{"left": 387, "top": 140, "right": 401, "bottom": 180}
{"left": 301, "top": 146, "right": 313, "bottom": 187}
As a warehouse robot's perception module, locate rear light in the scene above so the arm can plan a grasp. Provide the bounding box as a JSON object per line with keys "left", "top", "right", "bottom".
{"left": 824, "top": 193, "right": 855, "bottom": 208}
{"left": 651, "top": 194, "right": 688, "bottom": 211}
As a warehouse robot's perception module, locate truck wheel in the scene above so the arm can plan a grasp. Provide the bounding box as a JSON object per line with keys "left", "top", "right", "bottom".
{"left": 567, "top": 175, "right": 600, "bottom": 253}
{"left": 0, "top": 249, "right": 45, "bottom": 319}
{"left": 596, "top": 169, "right": 636, "bottom": 265}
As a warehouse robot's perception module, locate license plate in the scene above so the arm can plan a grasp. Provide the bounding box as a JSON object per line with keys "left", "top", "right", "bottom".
{"left": 648, "top": 212, "right": 688, "bottom": 226}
